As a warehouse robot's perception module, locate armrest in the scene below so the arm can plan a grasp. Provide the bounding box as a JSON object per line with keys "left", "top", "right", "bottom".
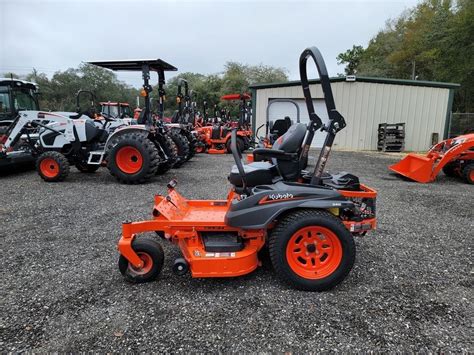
{"left": 253, "top": 148, "right": 298, "bottom": 161}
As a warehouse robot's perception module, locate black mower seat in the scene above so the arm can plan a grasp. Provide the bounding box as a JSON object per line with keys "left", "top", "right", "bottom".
{"left": 228, "top": 123, "right": 307, "bottom": 188}
{"left": 229, "top": 161, "right": 274, "bottom": 187}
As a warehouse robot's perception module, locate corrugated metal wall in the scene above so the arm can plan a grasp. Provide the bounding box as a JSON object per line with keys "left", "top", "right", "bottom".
{"left": 254, "top": 81, "right": 450, "bottom": 151}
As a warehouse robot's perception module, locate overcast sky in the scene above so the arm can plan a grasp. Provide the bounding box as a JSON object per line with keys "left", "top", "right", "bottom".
{"left": 1, "top": 0, "right": 420, "bottom": 88}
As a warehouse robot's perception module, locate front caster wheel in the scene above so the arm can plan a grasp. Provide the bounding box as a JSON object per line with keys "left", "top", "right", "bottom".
{"left": 269, "top": 210, "right": 355, "bottom": 291}
{"left": 118, "top": 237, "right": 164, "bottom": 283}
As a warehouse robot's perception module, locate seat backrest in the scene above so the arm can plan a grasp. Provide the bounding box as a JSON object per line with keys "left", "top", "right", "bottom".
{"left": 271, "top": 123, "right": 307, "bottom": 180}
{"left": 270, "top": 118, "right": 291, "bottom": 137}
{"left": 211, "top": 125, "right": 221, "bottom": 139}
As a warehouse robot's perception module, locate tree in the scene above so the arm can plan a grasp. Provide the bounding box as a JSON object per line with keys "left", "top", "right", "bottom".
{"left": 338, "top": 0, "right": 474, "bottom": 111}
{"left": 336, "top": 45, "right": 365, "bottom": 75}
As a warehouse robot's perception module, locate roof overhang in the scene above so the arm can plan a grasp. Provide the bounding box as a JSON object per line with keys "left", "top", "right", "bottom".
{"left": 249, "top": 76, "right": 460, "bottom": 90}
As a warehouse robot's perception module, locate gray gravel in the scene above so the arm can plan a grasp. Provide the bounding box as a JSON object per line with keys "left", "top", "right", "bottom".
{"left": 1, "top": 151, "right": 472, "bottom": 352}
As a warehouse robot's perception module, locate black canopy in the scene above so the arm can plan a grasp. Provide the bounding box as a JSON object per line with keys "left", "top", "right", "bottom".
{"left": 87, "top": 59, "right": 177, "bottom": 72}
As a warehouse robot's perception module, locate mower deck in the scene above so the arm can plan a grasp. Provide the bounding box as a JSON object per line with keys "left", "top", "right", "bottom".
{"left": 119, "top": 189, "right": 265, "bottom": 277}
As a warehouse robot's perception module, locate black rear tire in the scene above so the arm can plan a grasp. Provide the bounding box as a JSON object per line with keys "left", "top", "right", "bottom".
{"left": 107, "top": 131, "right": 160, "bottom": 184}
{"left": 75, "top": 161, "right": 100, "bottom": 173}
{"left": 269, "top": 209, "right": 355, "bottom": 291}
{"left": 184, "top": 131, "right": 196, "bottom": 160}
{"left": 169, "top": 131, "right": 190, "bottom": 168}
{"left": 36, "top": 151, "right": 70, "bottom": 182}
{"left": 156, "top": 134, "right": 178, "bottom": 175}
{"left": 118, "top": 237, "right": 164, "bottom": 283}
{"left": 462, "top": 163, "right": 474, "bottom": 184}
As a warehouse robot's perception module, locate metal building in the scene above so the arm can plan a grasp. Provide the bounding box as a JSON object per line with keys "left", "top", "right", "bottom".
{"left": 250, "top": 77, "right": 459, "bottom": 151}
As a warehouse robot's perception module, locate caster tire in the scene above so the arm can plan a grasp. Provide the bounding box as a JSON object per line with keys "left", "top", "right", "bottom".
{"left": 118, "top": 237, "right": 164, "bottom": 283}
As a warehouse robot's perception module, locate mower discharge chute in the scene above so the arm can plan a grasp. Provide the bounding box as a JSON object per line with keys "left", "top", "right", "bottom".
{"left": 389, "top": 133, "right": 474, "bottom": 184}
{"left": 116, "top": 46, "right": 378, "bottom": 292}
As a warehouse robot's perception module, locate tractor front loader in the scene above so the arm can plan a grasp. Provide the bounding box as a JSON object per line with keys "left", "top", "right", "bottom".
{"left": 390, "top": 133, "right": 474, "bottom": 184}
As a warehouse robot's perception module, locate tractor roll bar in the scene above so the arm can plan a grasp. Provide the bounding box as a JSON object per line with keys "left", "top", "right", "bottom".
{"left": 299, "top": 46, "right": 346, "bottom": 185}
{"left": 265, "top": 99, "right": 300, "bottom": 136}
{"left": 75, "top": 90, "right": 96, "bottom": 115}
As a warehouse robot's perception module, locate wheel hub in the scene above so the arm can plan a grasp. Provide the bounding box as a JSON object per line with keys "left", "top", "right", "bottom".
{"left": 286, "top": 226, "right": 343, "bottom": 280}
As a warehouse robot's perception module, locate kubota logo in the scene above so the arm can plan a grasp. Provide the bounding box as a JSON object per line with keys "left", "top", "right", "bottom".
{"left": 268, "top": 193, "right": 293, "bottom": 200}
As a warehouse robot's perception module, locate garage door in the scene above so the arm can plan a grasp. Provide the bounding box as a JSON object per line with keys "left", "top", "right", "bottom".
{"left": 268, "top": 99, "right": 329, "bottom": 148}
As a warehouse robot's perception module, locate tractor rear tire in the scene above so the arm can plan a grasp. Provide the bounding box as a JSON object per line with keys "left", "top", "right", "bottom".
{"left": 269, "top": 209, "right": 355, "bottom": 291}
{"left": 107, "top": 132, "right": 160, "bottom": 184}
{"left": 462, "top": 163, "right": 474, "bottom": 184}
{"left": 442, "top": 162, "right": 458, "bottom": 177}
{"left": 75, "top": 161, "right": 100, "bottom": 173}
{"left": 37, "top": 151, "right": 70, "bottom": 182}
{"left": 226, "top": 136, "right": 245, "bottom": 154}
{"left": 156, "top": 134, "right": 178, "bottom": 175}
{"left": 169, "top": 131, "right": 190, "bottom": 168}
{"left": 118, "top": 237, "right": 164, "bottom": 283}
{"left": 184, "top": 132, "right": 197, "bottom": 160}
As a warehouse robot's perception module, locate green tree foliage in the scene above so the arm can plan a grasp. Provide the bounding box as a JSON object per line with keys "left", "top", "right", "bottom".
{"left": 16, "top": 64, "right": 139, "bottom": 112}
{"left": 4, "top": 61, "right": 288, "bottom": 117}
{"left": 338, "top": 0, "right": 474, "bottom": 111}
{"left": 157, "top": 62, "right": 288, "bottom": 116}
{"left": 336, "top": 45, "right": 365, "bottom": 75}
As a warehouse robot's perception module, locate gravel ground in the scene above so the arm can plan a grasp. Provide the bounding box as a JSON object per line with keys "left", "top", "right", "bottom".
{"left": 1, "top": 151, "right": 472, "bottom": 352}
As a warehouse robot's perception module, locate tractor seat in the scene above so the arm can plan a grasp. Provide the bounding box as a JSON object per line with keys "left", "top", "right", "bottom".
{"left": 270, "top": 116, "right": 292, "bottom": 138}
{"left": 228, "top": 161, "right": 275, "bottom": 187}
{"left": 84, "top": 120, "right": 104, "bottom": 142}
{"left": 211, "top": 125, "right": 221, "bottom": 139}
{"left": 228, "top": 123, "right": 307, "bottom": 188}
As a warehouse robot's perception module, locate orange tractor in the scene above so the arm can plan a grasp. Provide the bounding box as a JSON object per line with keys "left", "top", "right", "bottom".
{"left": 195, "top": 93, "right": 252, "bottom": 154}
{"left": 390, "top": 133, "right": 474, "bottom": 184}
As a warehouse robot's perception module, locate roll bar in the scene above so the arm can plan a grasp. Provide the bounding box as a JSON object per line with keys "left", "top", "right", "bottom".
{"left": 266, "top": 99, "right": 300, "bottom": 136}
{"left": 75, "top": 90, "right": 96, "bottom": 114}
{"left": 299, "top": 46, "right": 346, "bottom": 185}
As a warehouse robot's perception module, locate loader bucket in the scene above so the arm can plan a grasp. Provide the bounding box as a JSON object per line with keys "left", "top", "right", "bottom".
{"left": 389, "top": 153, "right": 435, "bottom": 183}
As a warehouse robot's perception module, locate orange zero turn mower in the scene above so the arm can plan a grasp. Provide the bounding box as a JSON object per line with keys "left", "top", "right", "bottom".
{"left": 116, "top": 46, "right": 378, "bottom": 291}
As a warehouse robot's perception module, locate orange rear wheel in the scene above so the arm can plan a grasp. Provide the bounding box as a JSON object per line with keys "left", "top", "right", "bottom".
{"left": 286, "top": 226, "right": 342, "bottom": 280}
{"left": 269, "top": 210, "right": 355, "bottom": 291}
{"left": 39, "top": 158, "right": 60, "bottom": 178}
{"left": 116, "top": 146, "right": 143, "bottom": 174}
